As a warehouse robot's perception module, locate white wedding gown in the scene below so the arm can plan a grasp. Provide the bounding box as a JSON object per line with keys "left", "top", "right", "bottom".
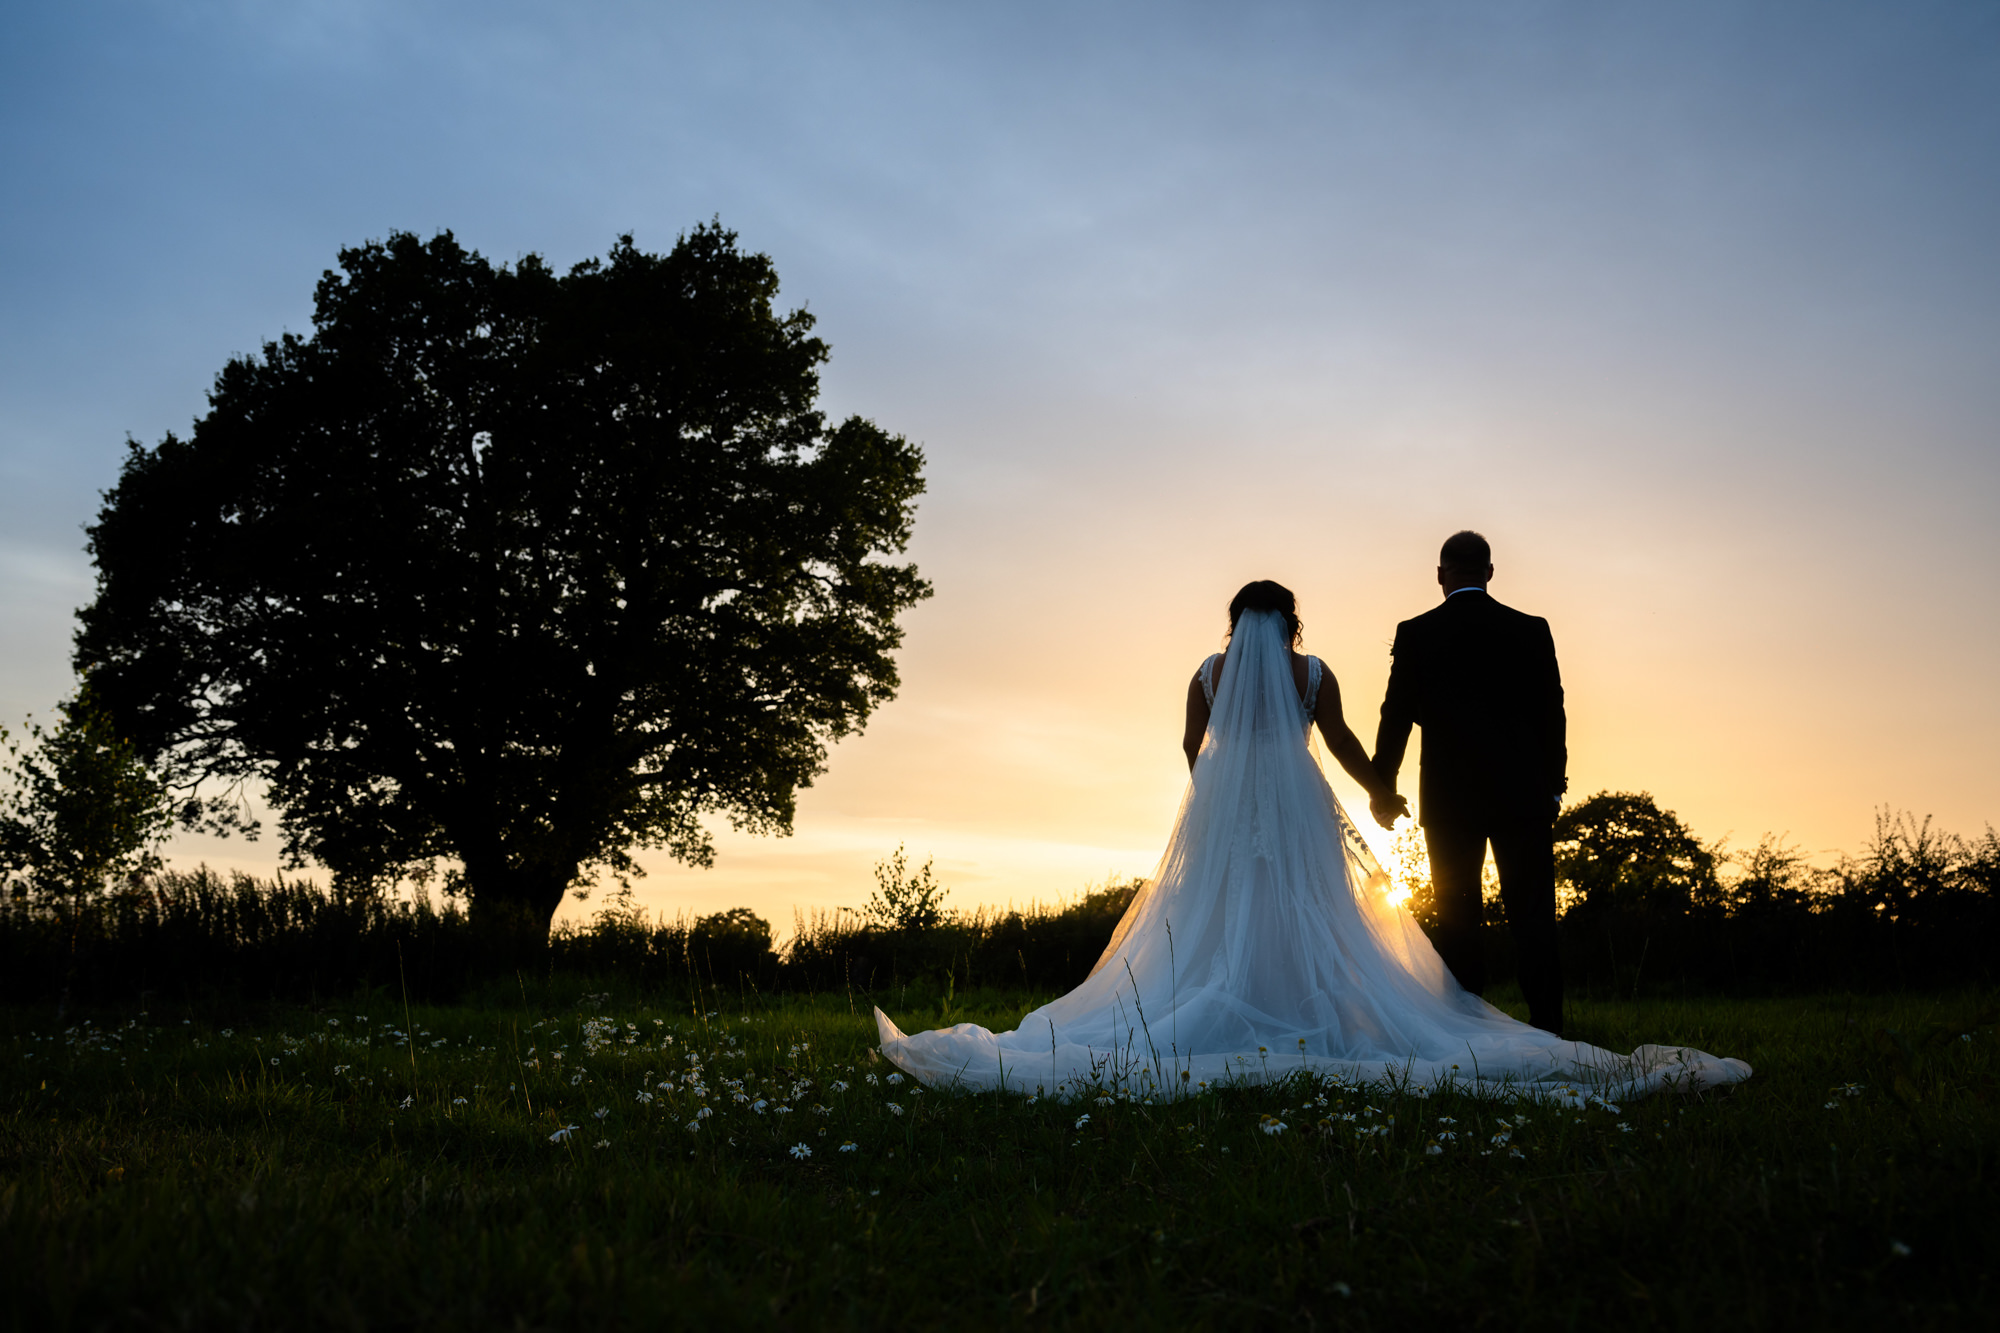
{"left": 875, "top": 609, "right": 1751, "bottom": 1101}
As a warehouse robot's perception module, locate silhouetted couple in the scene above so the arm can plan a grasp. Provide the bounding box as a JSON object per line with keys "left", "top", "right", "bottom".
{"left": 878, "top": 534, "right": 1748, "bottom": 1099}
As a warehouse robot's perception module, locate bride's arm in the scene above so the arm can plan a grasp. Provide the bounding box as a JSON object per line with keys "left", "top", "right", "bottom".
{"left": 1313, "top": 672, "right": 1397, "bottom": 802}
{"left": 1183, "top": 672, "right": 1210, "bottom": 772}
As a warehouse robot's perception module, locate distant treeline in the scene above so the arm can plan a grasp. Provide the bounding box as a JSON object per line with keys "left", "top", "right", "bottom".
{"left": 0, "top": 868, "right": 1146, "bottom": 1008}
{"left": 2, "top": 796, "right": 1995, "bottom": 1007}
{"left": 1425, "top": 796, "right": 2000, "bottom": 996}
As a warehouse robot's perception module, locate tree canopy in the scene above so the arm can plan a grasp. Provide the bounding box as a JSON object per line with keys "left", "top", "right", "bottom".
{"left": 76, "top": 226, "right": 930, "bottom": 940}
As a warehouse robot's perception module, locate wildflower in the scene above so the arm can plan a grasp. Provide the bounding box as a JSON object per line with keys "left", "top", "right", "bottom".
{"left": 594, "top": 1139, "right": 610, "bottom": 1149}
{"left": 886, "top": 1073, "right": 905, "bottom": 1086}
{"left": 453, "top": 1097, "right": 468, "bottom": 1106}
{"left": 326, "top": 1018, "right": 340, "bottom": 1027}
{"left": 1962, "top": 1033, "right": 1973, "bottom": 1043}
{"left": 399, "top": 1095, "right": 414, "bottom": 1110}
{"left": 549, "top": 1125, "right": 579, "bottom": 1143}
{"left": 1436, "top": 1130, "right": 1457, "bottom": 1142}
{"left": 1837, "top": 1082, "right": 1864, "bottom": 1097}
{"left": 685, "top": 1119, "right": 702, "bottom": 1132}
{"left": 1096, "top": 1095, "right": 1115, "bottom": 1107}
{"left": 1332, "top": 1281, "right": 1352, "bottom": 1297}
{"left": 839, "top": 1141, "right": 859, "bottom": 1153}
{"left": 1259, "top": 1116, "right": 1287, "bottom": 1136}
{"left": 789, "top": 1143, "right": 812, "bottom": 1160}
{"left": 593, "top": 1107, "right": 610, "bottom": 1121}
{"left": 221, "top": 1029, "right": 234, "bottom": 1038}
{"left": 636, "top": 1090, "right": 654, "bottom": 1105}
{"left": 812, "top": 1104, "right": 831, "bottom": 1117}
{"left": 751, "top": 1099, "right": 769, "bottom": 1114}
{"left": 1074, "top": 1114, "right": 1091, "bottom": 1130}
{"left": 865, "top": 1074, "right": 880, "bottom": 1086}
{"left": 1824, "top": 1101, "right": 1839, "bottom": 1110}
{"left": 1508, "top": 1146, "right": 1525, "bottom": 1159}
{"left": 570, "top": 1074, "right": 583, "bottom": 1087}
{"left": 1890, "top": 1241, "right": 1912, "bottom": 1257}
{"left": 270, "top": 1057, "right": 281, "bottom": 1066}
{"left": 887, "top": 1103, "right": 905, "bottom": 1117}
{"left": 1489, "top": 1131, "right": 1512, "bottom": 1146}
{"left": 333, "top": 1065, "right": 350, "bottom": 1076}
{"left": 1425, "top": 1142, "right": 1443, "bottom": 1156}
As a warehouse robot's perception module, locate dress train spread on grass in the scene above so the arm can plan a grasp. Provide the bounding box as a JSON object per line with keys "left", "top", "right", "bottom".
{"left": 875, "top": 609, "right": 1751, "bottom": 1100}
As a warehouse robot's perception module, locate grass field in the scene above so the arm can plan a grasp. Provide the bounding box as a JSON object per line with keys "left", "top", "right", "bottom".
{"left": 2, "top": 983, "right": 1994, "bottom": 1330}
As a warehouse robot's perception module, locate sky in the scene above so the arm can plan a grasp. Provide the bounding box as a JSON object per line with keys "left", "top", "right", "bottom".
{"left": 3, "top": 1, "right": 1997, "bottom": 931}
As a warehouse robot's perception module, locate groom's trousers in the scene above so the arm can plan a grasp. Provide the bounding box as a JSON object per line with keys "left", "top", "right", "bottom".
{"left": 1424, "top": 815, "right": 1565, "bottom": 1036}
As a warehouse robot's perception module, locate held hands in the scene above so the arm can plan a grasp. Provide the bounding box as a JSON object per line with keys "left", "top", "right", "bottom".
{"left": 1369, "top": 792, "right": 1411, "bottom": 830}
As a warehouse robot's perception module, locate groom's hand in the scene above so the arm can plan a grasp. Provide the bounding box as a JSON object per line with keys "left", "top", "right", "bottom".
{"left": 1369, "top": 793, "right": 1410, "bottom": 830}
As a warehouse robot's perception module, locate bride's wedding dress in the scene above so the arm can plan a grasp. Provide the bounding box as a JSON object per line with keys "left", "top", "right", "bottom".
{"left": 875, "top": 609, "right": 1750, "bottom": 1101}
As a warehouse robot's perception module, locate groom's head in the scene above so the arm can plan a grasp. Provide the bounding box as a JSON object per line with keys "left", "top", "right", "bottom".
{"left": 1437, "top": 530, "right": 1493, "bottom": 593}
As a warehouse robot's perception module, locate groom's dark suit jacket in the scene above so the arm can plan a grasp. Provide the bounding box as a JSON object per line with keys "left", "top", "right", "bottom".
{"left": 1374, "top": 590, "right": 1567, "bottom": 830}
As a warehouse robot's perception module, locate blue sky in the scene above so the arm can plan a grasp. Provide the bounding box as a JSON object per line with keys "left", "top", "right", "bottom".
{"left": 4, "top": 1, "right": 1997, "bottom": 919}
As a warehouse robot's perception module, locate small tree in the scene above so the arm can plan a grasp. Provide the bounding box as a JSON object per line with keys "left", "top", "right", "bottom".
{"left": 863, "top": 845, "right": 950, "bottom": 933}
{"left": 1859, "top": 809, "right": 1973, "bottom": 922}
{"left": 0, "top": 686, "right": 177, "bottom": 1010}
{"left": 0, "top": 686, "right": 176, "bottom": 908}
{"left": 1722, "top": 833, "right": 1822, "bottom": 917}
{"left": 1554, "top": 791, "right": 1719, "bottom": 921}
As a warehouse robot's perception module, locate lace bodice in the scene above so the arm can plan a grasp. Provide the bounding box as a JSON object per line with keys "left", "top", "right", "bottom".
{"left": 1198, "top": 651, "right": 1322, "bottom": 721}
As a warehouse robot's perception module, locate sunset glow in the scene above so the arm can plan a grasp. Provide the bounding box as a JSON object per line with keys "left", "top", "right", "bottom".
{"left": 3, "top": 4, "right": 1995, "bottom": 935}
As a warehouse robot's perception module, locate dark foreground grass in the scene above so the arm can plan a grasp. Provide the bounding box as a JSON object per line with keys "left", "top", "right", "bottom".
{"left": 2, "top": 985, "right": 1994, "bottom": 1331}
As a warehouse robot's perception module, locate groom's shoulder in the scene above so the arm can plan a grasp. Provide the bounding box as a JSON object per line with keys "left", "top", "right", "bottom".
{"left": 1484, "top": 596, "right": 1544, "bottom": 624}
{"left": 1393, "top": 604, "right": 1444, "bottom": 635}
{"left": 1390, "top": 602, "right": 1449, "bottom": 651}
{"left": 1483, "top": 598, "right": 1558, "bottom": 654}
{"left": 1489, "top": 598, "right": 1554, "bottom": 635}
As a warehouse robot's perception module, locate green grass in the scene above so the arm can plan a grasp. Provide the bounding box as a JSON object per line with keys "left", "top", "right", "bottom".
{"left": 1, "top": 985, "right": 1994, "bottom": 1330}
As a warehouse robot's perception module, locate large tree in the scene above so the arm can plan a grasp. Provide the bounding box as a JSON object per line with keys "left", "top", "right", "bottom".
{"left": 76, "top": 226, "right": 930, "bottom": 942}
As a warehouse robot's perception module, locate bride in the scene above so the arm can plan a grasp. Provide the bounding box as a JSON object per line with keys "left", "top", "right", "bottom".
{"left": 875, "top": 583, "right": 1751, "bottom": 1100}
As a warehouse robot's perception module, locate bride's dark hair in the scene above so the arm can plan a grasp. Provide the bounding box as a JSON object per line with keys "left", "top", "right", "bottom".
{"left": 1227, "top": 580, "right": 1301, "bottom": 647}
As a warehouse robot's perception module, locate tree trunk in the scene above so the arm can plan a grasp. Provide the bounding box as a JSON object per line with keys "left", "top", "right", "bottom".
{"left": 464, "top": 853, "right": 573, "bottom": 974}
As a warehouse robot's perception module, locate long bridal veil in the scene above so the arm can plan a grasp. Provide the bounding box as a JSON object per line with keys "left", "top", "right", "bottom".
{"left": 875, "top": 609, "right": 1749, "bottom": 1101}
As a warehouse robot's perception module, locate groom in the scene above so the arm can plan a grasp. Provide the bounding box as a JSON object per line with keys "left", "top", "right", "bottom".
{"left": 1369, "top": 531, "right": 1568, "bottom": 1035}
